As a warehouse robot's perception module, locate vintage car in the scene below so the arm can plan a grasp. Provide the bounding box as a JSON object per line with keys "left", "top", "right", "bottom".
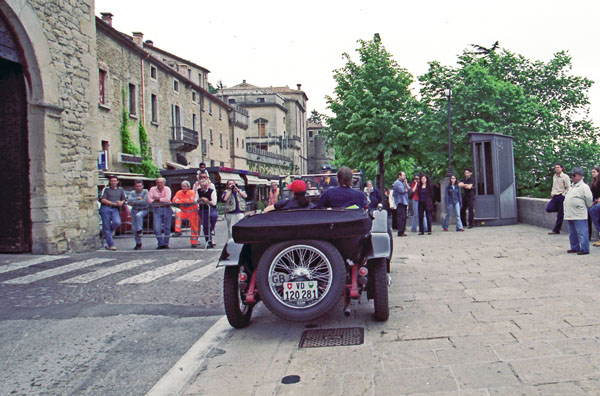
{"left": 217, "top": 174, "right": 392, "bottom": 328}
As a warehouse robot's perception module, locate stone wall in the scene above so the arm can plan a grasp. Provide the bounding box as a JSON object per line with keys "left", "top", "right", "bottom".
{"left": 517, "top": 197, "right": 599, "bottom": 239}
{"left": 3, "top": 0, "right": 99, "bottom": 253}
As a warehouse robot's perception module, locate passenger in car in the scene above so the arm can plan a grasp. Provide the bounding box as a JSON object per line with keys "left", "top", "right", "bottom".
{"left": 315, "top": 167, "right": 368, "bottom": 210}
{"left": 263, "top": 180, "right": 314, "bottom": 212}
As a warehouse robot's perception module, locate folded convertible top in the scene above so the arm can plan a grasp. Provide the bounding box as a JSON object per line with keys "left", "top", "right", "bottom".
{"left": 232, "top": 209, "right": 372, "bottom": 244}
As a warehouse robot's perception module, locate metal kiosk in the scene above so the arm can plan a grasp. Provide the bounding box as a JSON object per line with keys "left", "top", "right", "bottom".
{"left": 469, "top": 132, "right": 517, "bottom": 226}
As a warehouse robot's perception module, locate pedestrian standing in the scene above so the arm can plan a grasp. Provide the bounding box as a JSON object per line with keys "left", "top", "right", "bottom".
{"left": 442, "top": 174, "right": 465, "bottom": 232}
{"left": 417, "top": 174, "right": 434, "bottom": 235}
{"left": 388, "top": 186, "right": 398, "bottom": 231}
{"left": 128, "top": 179, "right": 148, "bottom": 250}
{"left": 546, "top": 163, "right": 571, "bottom": 235}
{"left": 459, "top": 168, "right": 476, "bottom": 229}
{"left": 410, "top": 175, "right": 427, "bottom": 232}
{"left": 564, "top": 167, "right": 593, "bottom": 255}
{"left": 222, "top": 179, "right": 247, "bottom": 240}
{"left": 268, "top": 182, "right": 280, "bottom": 205}
{"left": 99, "top": 175, "right": 126, "bottom": 251}
{"left": 172, "top": 181, "right": 199, "bottom": 248}
{"left": 148, "top": 177, "right": 172, "bottom": 249}
{"left": 392, "top": 172, "right": 410, "bottom": 236}
{"left": 365, "top": 180, "right": 383, "bottom": 210}
{"left": 197, "top": 179, "right": 217, "bottom": 248}
{"left": 589, "top": 166, "right": 600, "bottom": 247}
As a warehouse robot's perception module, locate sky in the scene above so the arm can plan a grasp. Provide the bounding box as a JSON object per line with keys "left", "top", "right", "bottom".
{"left": 96, "top": 0, "right": 600, "bottom": 124}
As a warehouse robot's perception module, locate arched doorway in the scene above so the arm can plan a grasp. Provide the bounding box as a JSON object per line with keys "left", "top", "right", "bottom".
{"left": 0, "top": 13, "right": 31, "bottom": 252}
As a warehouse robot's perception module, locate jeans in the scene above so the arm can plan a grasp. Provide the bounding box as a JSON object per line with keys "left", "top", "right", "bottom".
{"left": 199, "top": 207, "right": 218, "bottom": 243}
{"left": 546, "top": 195, "right": 565, "bottom": 233}
{"left": 590, "top": 204, "right": 600, "bottom": 234}
{"left": 418, "top": 201, "right": 433, "bottom": 233}
{"left": 131, "top": 208, "right": 148, "bottom": 244}
{"left": 389, "top": 208, "right": 398, "bottom": 230}
{"left": 100, "top": 206, "right": 121, "bottom": 248}
{"left": 225, "top": 212, "right": 244, "bottom": 239}
{"left": 443, "top": 202, "right": 464, "bottom": 231}
{"left": 153, "top": 206, "right": 172, "bottom": 247}
{"left": 396, "top": 204, "right": 407, "bottom": 235}
{"left": 567, "top": 219, "right": 589, "bottom": 253}
{"left": 411, "top": 200, "right": 426, "bottom": 231}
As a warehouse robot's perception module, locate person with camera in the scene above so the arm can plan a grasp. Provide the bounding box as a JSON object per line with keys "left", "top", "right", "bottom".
{"left": 222, "top": 179, "right": 247, "bottom": 240}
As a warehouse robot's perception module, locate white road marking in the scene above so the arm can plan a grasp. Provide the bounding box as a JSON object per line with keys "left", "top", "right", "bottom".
{"left": 145, "top": 316, "right": 231, "bottom": 396}
{"left": 61, "top": 259, "right": 155, "bottom": 284}
{"left": 3, "top": 258, "right": 114, "bottom": 284}
{"left": 0, "top": 256, "right": 68, "bottom": 275}
{"left": 172, "top": 263, "right": 220, "bottom": 282}
{"left": 117, "top": 260, "right": 202, "bottom": 285}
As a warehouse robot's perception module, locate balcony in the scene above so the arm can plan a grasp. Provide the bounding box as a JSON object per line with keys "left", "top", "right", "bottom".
{"left": 170, "top": 126, "right": 199, "bottom": 152}
{"left": 246, "top": 146, "right": 292, "bottom": 166}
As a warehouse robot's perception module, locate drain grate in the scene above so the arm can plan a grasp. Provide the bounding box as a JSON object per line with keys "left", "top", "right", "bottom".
{"left": 298, "top": 327, "right": 364, "bottom": 348}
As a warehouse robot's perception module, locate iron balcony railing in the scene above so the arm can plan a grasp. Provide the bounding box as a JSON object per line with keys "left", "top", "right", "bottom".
{"left": 170, "top": 126, "right": 199, "bottom": 150}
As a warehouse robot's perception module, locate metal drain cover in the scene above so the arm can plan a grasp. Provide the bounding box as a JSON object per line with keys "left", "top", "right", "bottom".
{"left": 298, "top": 327, "right": 364, "bottom": 348}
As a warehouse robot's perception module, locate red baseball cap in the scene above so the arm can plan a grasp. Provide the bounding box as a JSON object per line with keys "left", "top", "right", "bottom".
{"left": 287, "top": 180, "right": 307, "bottom": 194}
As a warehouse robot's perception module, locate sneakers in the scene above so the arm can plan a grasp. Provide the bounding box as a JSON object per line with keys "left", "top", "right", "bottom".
{"left": 593, "top": 241, "right": 600, "bottom": 247}
{"left": 107, "top": 246, "right": 117, "bottom": 251}
{"left": 567, "top": 249, "right": 579, "bottom": 253}
{"left": 548, "top": 231, "right": 560, "bottom": 235}
{"left": 443, "top": 228, "right": 448, "bottom": 231}
{"left": 133, "top": 244, "right": 142, "bottom": 250}
{"left": 577, "top": 251, "right": 590, "bottom": 255}
{"left": 457, "top": 229, "right": 465, "bottom": 232}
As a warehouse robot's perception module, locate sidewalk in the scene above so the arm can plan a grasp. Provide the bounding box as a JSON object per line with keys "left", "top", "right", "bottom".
{"left": 183, "top": 223, "right": 600, "bottom": 395}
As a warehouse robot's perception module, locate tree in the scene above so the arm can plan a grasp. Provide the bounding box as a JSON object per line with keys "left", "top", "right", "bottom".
{"left": 325, "top": 35, "right": 416, "bottom": 192}
{"left": 308, "top": 109, "right": 324, "bottom": 125}
{"left": 416, "top": 45, "right": 600, "bottom": 197}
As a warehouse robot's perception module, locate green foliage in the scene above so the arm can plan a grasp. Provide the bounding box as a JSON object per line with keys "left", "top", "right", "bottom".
{"left": 247, "top": 160, "right": 288, "bottom": 175}
{"left": 129, "top": 121, "right": 160, "bottom": 178}
{"left": 138, "top": 121, "right": 151, "bottom": 160}
{"left": 120, "top": 107, "right": 140, "bottom": 156}
{"left": 416, "top": 46, "right": 600, "bottom": 197}
{"left": 325, "top": 35, "right": 416, "bottom": 191}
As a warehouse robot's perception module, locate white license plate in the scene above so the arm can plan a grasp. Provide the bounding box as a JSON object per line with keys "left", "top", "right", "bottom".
{"left": 282, "top": 281, "right": 318, "bottom": 301}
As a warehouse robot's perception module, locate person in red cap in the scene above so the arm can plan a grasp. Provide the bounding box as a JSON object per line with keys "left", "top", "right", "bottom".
{"left": 263, "top": 180, "right": 314, "bottom": 212}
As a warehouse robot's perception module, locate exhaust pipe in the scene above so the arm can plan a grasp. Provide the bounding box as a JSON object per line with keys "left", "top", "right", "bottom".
{"left": 343, "top": 305, "right": 351, "bottom": 317}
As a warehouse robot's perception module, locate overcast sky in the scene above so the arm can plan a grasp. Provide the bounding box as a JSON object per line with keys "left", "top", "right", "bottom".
{"left": 96, "top": 0, "right": 600, "bottom": 124}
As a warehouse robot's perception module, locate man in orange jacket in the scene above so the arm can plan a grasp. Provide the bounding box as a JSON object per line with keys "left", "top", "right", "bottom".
{"left": 172, "top": 181, "right": 199, "bottom": 248}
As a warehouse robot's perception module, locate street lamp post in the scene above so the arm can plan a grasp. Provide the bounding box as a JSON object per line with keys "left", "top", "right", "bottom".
{"left": 444, "top": 84, "right": 453, "bottom": 177}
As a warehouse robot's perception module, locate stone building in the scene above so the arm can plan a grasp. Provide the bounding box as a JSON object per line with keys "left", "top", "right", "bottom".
{"left": 219, "top": 81, "right": 308, "bottom": 174}
{"left": 307, "top": 121, "right": 334, "bottom": 173}
{"left": 0, "top": 0, "right": 100, "bottom": 253}
{"left": 95, "top": 14, "right": 239, "bottom": 174}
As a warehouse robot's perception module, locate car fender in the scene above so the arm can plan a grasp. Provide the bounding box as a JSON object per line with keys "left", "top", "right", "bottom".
{"left": 366, "top": 207, "right": 392, "bottom": 260}
{"left": 217, "top": 239, "right": 245, "bottom": 267}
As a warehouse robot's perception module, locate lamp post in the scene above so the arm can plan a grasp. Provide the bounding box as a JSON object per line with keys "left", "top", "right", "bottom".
{"left": 444, "top": 83, "right": 453, "bottom": 177}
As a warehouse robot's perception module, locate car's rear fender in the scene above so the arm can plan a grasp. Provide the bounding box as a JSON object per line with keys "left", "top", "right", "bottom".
{"left": 217, "top": 239, "right": 245, "bottom": 267}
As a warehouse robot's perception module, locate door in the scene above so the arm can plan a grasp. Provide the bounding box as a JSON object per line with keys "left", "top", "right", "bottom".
{"left": 473, "top": 140, "right": 498, "bottom": 220}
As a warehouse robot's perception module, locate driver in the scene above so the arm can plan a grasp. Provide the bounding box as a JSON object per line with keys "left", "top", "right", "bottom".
{"left": 263, "top": 180, "right": 314, "bottom": 212}
{"left": 315, "top": 166, "right": 368, "bottom": 210}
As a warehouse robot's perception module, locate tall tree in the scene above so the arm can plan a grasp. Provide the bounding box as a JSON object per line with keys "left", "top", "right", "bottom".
{"left": 326, "top": 35, "right": 416, "bottom": 191}
{"left": 416, "top": 45, "right": 600, "bottom": 197}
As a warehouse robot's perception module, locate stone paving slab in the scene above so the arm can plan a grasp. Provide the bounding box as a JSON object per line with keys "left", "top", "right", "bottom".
{"left": 183, "top": 224, "right": 600, "bottom": 395}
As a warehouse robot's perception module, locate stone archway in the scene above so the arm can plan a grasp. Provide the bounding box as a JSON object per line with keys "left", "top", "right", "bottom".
{"left": 0, "top": 13, "right": 30, "bottom": 252}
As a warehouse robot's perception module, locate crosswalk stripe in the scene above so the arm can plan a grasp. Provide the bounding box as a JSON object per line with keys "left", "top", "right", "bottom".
{"left": 61, "top": 259, "right": 155, "bottom": 284}
{"left": 3, "top": 258, "right": 114, "bottom": 285}
{"left": 0, "top": 256, "right": 68, "bottom": 275}
{"left": 117, "top": 260, "right": 202, "bottom": 285}
{"left": 172, "top": 263, "right": 221, "bottom": 282}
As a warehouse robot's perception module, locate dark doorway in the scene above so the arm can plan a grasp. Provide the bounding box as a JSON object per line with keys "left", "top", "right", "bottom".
{"left": 0, "top": 22, "right": 31, "bottom": 252}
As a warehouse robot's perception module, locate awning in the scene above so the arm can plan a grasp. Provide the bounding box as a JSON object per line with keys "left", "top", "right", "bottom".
{"left": 218, "top": 172, "right": 244, "bottom": 185}
{"left": 245, "top": 175, "right": 264, "bottom": 185}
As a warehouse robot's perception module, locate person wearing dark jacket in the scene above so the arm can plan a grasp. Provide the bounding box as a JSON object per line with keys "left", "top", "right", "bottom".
{"left": 589, "top": 166, "right": 600, "bottom": 247}
{"left": 417, "top": 174, "right": 434, "bottom": 235}
{"left": 442, "top": 174, "right": 465, "bottom": 232}
{"left": 264, "top": 180, "right": 314, "bottom": 212}
{"left": 364, "top": 180, "right": 383, "bottom": 210}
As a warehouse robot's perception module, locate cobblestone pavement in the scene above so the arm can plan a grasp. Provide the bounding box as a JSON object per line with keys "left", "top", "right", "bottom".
{"left": 183, "top": 223, "right": 600, "bottom": 396}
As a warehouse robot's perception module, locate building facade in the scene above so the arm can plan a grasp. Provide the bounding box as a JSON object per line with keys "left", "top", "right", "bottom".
{"left": 307, "top": 121, "right": 334, "bottom": 173}
{"left": 219, "top": 81, "right": 308, "bottom": 175}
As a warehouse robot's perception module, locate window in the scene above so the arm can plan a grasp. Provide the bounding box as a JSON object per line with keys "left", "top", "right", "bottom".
{"left": 219, "top": 133, "right": 223, "bottom": 147}
{"left": 242, "top": 139, "right": 245, "bottom": 148}
{"left": 226, "top": 139, "right": 228, "bottom": 149}
{"left": 198, "top": 73, "right": 203, "bottom": 87}
{"left": 219, "top": 108, "right": 222, "bottom": 120}
{"left": 220, "top": 161, "right": 224, "bottom": 167}
{"left": 309, "top": 131, "right": 313, "bottom": 138}
{"left": 209, "top": 101, "right": 212, "bottom": 115}
{"left": 128, "top": 83, "right": 136, "bottom": 115}
{"left": 210, "top": 128, "right": 213, "bottom": 144}
{"left": 192, "top": 91, "right": 196, "bottom": 102}
{"left": 150, "top": 66, "right": 157, "bottom": 80}
{"left": 236, "top": 138, "right": 239, "bottom": 148}
{"left": 256, "top": 119, "right": 267, "bottom": 137}
{"left": 171, "top": 105, "right": 182, "bottom": 139}
{"left": 151, "top": 94, "right": 158, "bottom": 123}
{"left": 192, "top": 113, "right": 197, "bottom": 131}
{"left": 257, "top": 97, "right": 265, "bottom": 103}
{"left": 187, "top": 69, "right": 191, "bottom": 80}
{"left": 99, "top": 69, "right": 107, "bottom": 105}
{"left": 173, "top": 79, "right": 179, "bottom": 92}
{"left": 228, "top": 98, "right": 235, "bottom": 104}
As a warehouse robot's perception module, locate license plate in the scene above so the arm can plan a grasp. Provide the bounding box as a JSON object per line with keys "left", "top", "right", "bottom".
{"left": 282, "top": 281, "right": 318, "bottom": 302}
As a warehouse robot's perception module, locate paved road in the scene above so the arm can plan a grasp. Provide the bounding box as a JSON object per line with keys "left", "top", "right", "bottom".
{"left": 180, "top": 223, "right": 600, "bottom": 396}
{"left": 0, "top": 224, "right": 226, "bottom": 396}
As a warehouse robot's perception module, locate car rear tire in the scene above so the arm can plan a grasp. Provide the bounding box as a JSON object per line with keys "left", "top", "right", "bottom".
{"left": 223, "top": 266, "right": 253, "bottom": 328}
{"left": 256, "top": 240, "right": 345, "bottom": 322}
{"left": 371, "top": 258, "right": 389, "bottom": 321}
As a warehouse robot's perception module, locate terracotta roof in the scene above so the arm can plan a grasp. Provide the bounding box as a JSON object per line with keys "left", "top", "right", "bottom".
{"left": 227, "top": 81, "right": 261, "bottom": 90}
{"left": 307, "top": 122, "right": 323, "bottom": 129}
{"left": 95, "top": 17, "right": 229, "bottom": 110}
{"left": 143, "top": 43, "right": 210, "bottom": 74}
